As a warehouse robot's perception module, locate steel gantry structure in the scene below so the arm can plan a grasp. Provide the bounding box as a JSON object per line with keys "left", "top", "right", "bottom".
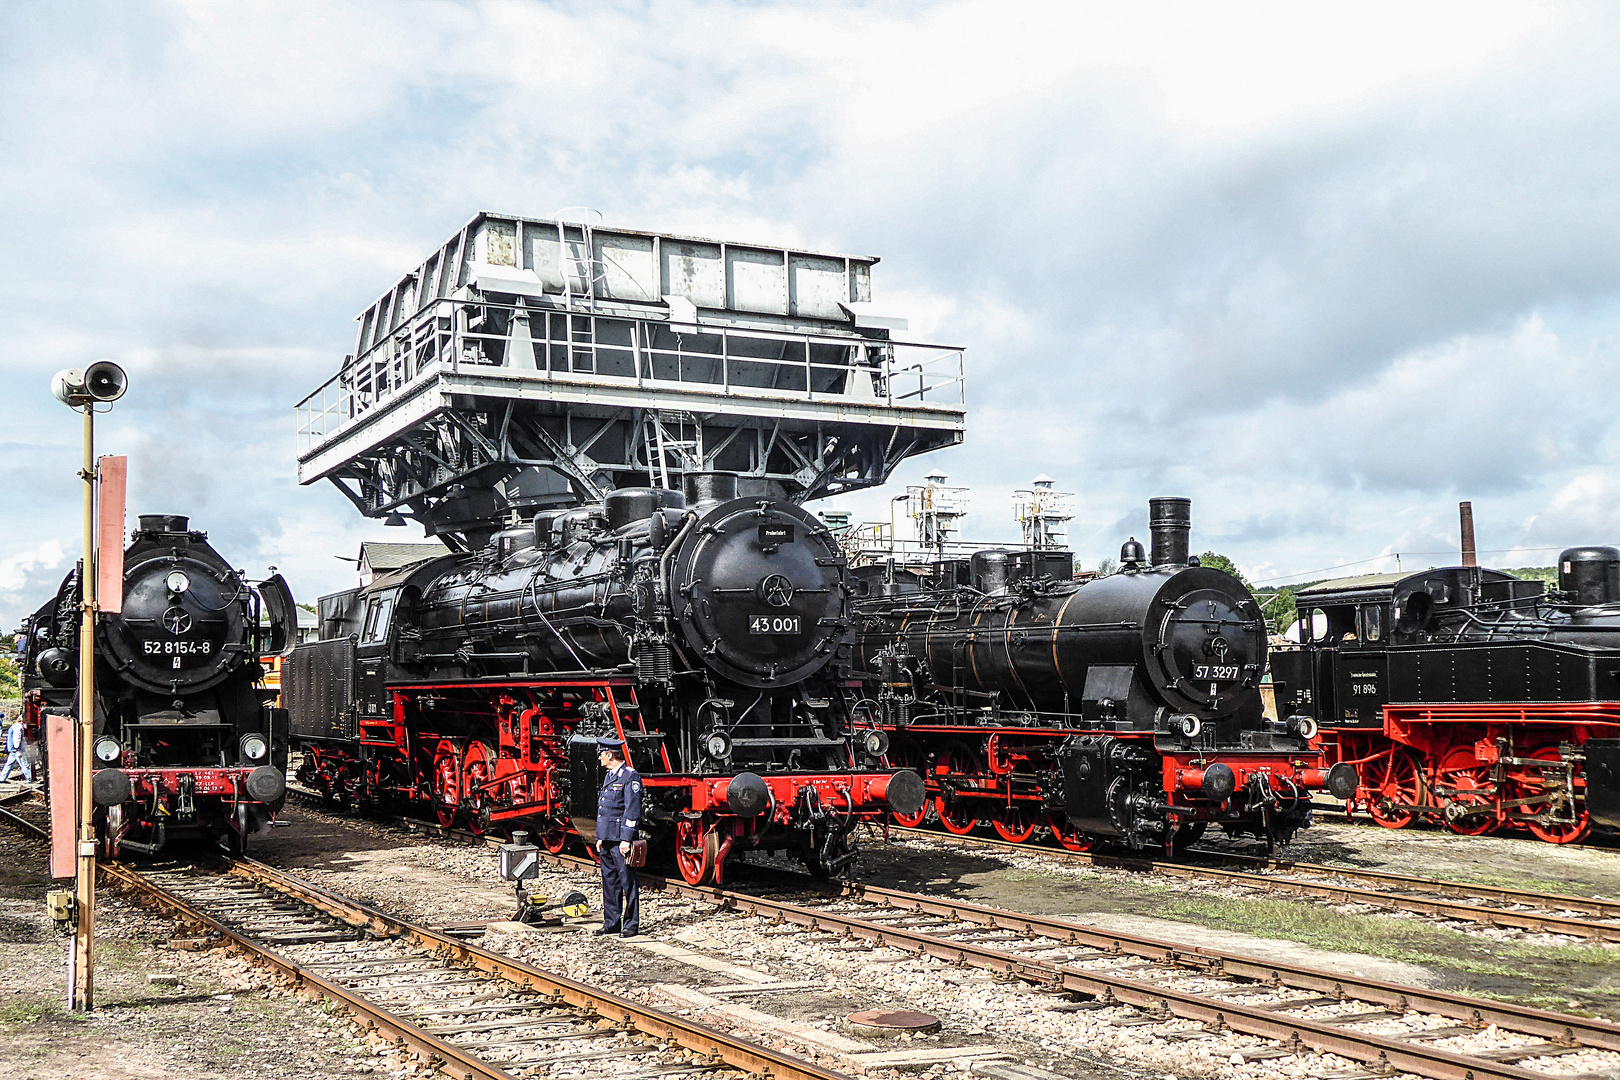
{"left": 296, "top": 212, "right": 966, "bottom": 549}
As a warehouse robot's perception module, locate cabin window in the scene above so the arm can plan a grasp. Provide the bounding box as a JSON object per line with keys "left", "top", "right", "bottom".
{"left": 1360, "top": 604, "right": 1384, "bottom": 643}
{"left": 361, "top": 594, "right": 396, "bottom": 644}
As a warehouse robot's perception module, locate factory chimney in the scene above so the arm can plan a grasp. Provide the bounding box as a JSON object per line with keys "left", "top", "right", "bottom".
{"left": 1459, "top": 501, "right": 1477, "bottom": 568}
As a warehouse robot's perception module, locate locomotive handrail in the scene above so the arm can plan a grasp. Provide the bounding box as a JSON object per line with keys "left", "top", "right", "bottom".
{"left": 296, "top": 294, "right": 966, "bottom": 457}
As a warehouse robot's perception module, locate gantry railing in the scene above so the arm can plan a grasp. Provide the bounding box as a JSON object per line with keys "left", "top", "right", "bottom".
{"left": 297, "top": 296, "right": 964, "bottom": 457}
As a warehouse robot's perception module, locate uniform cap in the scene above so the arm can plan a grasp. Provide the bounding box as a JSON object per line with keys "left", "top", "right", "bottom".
{"left": 595, "top": 737, "right": 626, "bottom": 751}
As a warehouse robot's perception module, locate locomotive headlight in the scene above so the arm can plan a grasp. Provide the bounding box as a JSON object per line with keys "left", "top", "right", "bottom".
{"left": 165, "top": 570, "right": 191, "bottom": 595}
{"left": 860, "top": 729, "right": 890, "bottom": 757}
{"left": 1179, "top": 715, "right": 1203, "bottom": 739}
{"left": 239, "top": 733, "right": 269, "bottom": 762}
{"left": 93, "top": 736, "right": 123, "bottom": 765}
{"left": 702, "top": 731, "right": 733, "bottom": 760}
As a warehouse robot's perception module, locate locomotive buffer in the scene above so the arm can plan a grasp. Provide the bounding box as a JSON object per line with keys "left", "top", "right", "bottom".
{"left": 295, "top": 212, "right": 967, "bottom": 548}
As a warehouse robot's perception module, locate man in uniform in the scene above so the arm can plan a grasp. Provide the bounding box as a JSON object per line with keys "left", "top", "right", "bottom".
{"left": 594, "top": 737, "right": 641, "bottom": 937}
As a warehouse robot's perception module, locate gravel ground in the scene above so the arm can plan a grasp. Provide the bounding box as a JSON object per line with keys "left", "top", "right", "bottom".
{"left": 4, "top": 794, "right": 1617, "bottom": 1080}
{"left": 0, "top": 825, "right": 408, "bottom": 1080}
{"left": 844, "top": 823, "right": 1620, "bottom": 1020}
{"left": 256, "top": 801, "right": 1620, "bottom": 1078}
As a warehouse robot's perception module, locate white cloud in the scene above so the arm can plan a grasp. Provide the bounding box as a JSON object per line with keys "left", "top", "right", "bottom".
{"left": 3, "top": 0, "right": 1620, "bottom": 625}
{"left": 0, "top": 540, "right": 65, "bottom": 593}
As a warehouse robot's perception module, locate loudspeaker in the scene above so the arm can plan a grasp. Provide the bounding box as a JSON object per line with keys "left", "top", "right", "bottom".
{"left": 83, "top": 361, "right": 127, "bottom": 402}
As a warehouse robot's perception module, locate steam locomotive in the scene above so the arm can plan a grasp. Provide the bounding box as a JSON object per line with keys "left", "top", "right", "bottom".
{"left": 1271, "top": 550, "right": 1620, "bottom": 843}
{"left": 851, "top": 498, "right": 1358, "bottom": 853}
{"left": 285, "top": 474, "right": 925, "bottom": 885}
{"left": 19, "top": 514, "right": 296, "bottom": 857}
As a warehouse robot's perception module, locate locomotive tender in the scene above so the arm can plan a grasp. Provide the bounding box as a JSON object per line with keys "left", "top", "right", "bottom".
{"left": 285, "top": 473, "right": 925, "bottom": 885}
{"left": 852, "top": 498, "right": 1358, "bottom": 852}
{"left": 20, "top": 514, "right": 295, "bottom": 857}
{"left": 1271, "top": 550, "right": 1620, "bottom": 843}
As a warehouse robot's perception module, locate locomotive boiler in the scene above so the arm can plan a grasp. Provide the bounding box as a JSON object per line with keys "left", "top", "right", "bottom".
{"left": 1272, "top": 551, "right": 1620, "bottom": 843}
{"left": 20, "top": 514, "right": 295, "bottom": 857}
{"left": 853, "top": 498, "right": 1357, "bottom": 852}
{"left": 287, "top": 474, "right": 925, "bottom": 885}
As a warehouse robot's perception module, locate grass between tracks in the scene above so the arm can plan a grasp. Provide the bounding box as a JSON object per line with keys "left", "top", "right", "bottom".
{"left": 1149, "top": 889, "right": 1620, "bottom": 1014}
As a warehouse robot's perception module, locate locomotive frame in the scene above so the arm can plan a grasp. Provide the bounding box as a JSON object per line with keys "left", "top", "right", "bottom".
{"left": 1272, "top": 559, "right": 1620, "bottom": 843}
{"left": 851, "top": 499, "right": 1358, "bottom": 855}
{"left": 285, "top": 478, "right": 925, "bottom": 884}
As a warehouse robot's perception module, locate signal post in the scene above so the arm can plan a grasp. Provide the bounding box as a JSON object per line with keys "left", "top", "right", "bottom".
{"left": 50, "top": 361, "right": 128, "bottom": 1012}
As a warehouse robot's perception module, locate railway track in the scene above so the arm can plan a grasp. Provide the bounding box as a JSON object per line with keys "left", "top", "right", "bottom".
{"left": 277, "top": 786, "right": 1620, "bottom": 1080}
{"left": 500, "top": 848, "right": 1620, "bottom": 1080}
{"left": 0, "top": 795, "right": 846, "bottom": 1080}
{"left": 885, "top": 823, "right": 1620, "bottom": 943}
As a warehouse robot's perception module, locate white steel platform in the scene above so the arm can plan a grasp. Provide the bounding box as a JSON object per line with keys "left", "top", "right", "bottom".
{"left": 295, "top": 212, "right": 965, "bottom": 543}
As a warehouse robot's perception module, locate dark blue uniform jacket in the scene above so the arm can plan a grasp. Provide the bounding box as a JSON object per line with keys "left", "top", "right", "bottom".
{"left": 597, "top": 764, "right": 642, "bottom": 843}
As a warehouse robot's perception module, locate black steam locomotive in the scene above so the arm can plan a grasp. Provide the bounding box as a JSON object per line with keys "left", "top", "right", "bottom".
{"left": 20, "top": 515, "right": 295, "bottom": 857}
{"left": 1271, "top": 549, "right": 1620, "bottom": 842}
{"left": 852, "top": 498, "right": 1357, "bottom": 853}
{"left": 286, "top": 474, "right": 924, "bottom": 885}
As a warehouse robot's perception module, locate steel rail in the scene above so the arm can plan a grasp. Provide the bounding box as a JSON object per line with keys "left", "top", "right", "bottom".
{"left": 837, "top": 880, "right": 1620, "bottom": 1051}
{"left": 222, "top": 858, "right": 848, "bottom": 1080}
{"left": 278, "top": 789, "right": 1620, "bottom": 1078}
{"left": 101, "top": 860, "right": 530, "bottom": 1080}
{"left": 0, "top": 797, "right": 48, "bottom": 838}
{"left": 302, "top": 801, "right": 1620, "bottom": 1058}
{"left": 890, "top": 824, "right": 1620, "bottom": 936}
{"left": 513, "top": 848, "right": 1620, "bottom": 1080}
{"left": 0, "top": 794, "right": 845, "bottom": 1080}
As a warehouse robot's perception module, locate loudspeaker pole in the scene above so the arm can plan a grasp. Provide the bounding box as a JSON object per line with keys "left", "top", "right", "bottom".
{"left": 73, "top": 402, "right": 96, "bottom": 1012}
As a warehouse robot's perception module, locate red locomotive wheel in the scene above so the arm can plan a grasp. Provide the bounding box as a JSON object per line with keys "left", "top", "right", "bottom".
{"left": 1437, "top": 753, "right": 1499, "bottom": 836}
{"left": 676, "top": 819, "right": 719, "bottom": 886}
{"left": 540, "top": 828, "right": 570, "bottom": 855}
{"left": 1366, "top": 749, "right": 1424, "bottom": 830}
{"left": 1513, "top": 746, "right": 1591, "bottom": 845}
{"left": 462, "top": 742, "right": 496, "bottom": 836}
{"left": 432, "top": 743, "right": 461, "bottom": 829}
{"left": 993, "top": 804, "right": 1038, "bottom": 844}
{"left": 935, "top": 745, "right": 984, "bottom": 836}
{"left": 1046, "top": 813, "right": 1097, "bottom": 853}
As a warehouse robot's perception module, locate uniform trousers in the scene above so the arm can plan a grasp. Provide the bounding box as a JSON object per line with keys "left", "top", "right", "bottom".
{"left": 598, "top": 842, "right": 640, "bottom": 933}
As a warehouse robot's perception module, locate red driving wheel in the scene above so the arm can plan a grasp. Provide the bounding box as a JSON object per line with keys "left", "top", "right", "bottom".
{"left": 1046, "top": 813, "right": 1097, "bottom": 852}
{"left": 1366, "top": 748, "right": 1424, "bottom": 829}
{"left": 993, "top": 803, "right": 1038, "bottom": 844}
{"left": 431, "top": 741, "right": 461, "bottom": 828}
{"left": 935, "top": 744, "right": 984, "bottom": 835}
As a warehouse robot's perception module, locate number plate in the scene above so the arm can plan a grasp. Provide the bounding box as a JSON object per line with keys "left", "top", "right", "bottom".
{"left": 1193, "top": 664, "right": 1240, "bottom": 681}
{"left": 759, "top": 522, "right": 795, "bottom": 545}
{"left": 749, "top": 614, "right": 802, "bottom": 635}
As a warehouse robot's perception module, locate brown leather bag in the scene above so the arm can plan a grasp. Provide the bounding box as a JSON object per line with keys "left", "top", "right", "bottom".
{"left": 627, "top": 838, "right": 648, "bottom": 867}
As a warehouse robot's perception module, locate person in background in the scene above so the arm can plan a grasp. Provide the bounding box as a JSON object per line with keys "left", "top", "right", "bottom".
{"left": 594, "top": 737, "right": 641, "bottom": 938}
{"left": 0, "top": 714, "right": 32, "bottom": 784}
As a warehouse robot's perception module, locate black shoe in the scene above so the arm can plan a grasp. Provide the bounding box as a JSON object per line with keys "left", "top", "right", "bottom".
{"left": 594, "top": 927, "right": 621, "bottom": 936}
{"left": 620, "top": 928, "right": 640, "bottom": 938}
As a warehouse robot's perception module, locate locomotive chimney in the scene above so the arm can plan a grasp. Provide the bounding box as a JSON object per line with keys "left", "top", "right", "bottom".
{"left": 1149, "top": 497, "right": 1191, "bottom": 567}
{"left": 682, "top": 471, "right": 739, "bottom": 507}
{"left": 1459, "top": 501, "right": 1477, "bottom": 568}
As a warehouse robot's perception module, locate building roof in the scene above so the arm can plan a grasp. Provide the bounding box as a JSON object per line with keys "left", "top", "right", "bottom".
{"left": 1294, "top": 572, "right": 1411, "bottom": 596}
{"left": 359, "top": 541, "right": 450, "bottom": 573}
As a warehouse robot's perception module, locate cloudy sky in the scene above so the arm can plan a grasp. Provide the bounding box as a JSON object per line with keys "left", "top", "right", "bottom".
{"left": 4, "top": 0, "right": 1620, "bottom": 627}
